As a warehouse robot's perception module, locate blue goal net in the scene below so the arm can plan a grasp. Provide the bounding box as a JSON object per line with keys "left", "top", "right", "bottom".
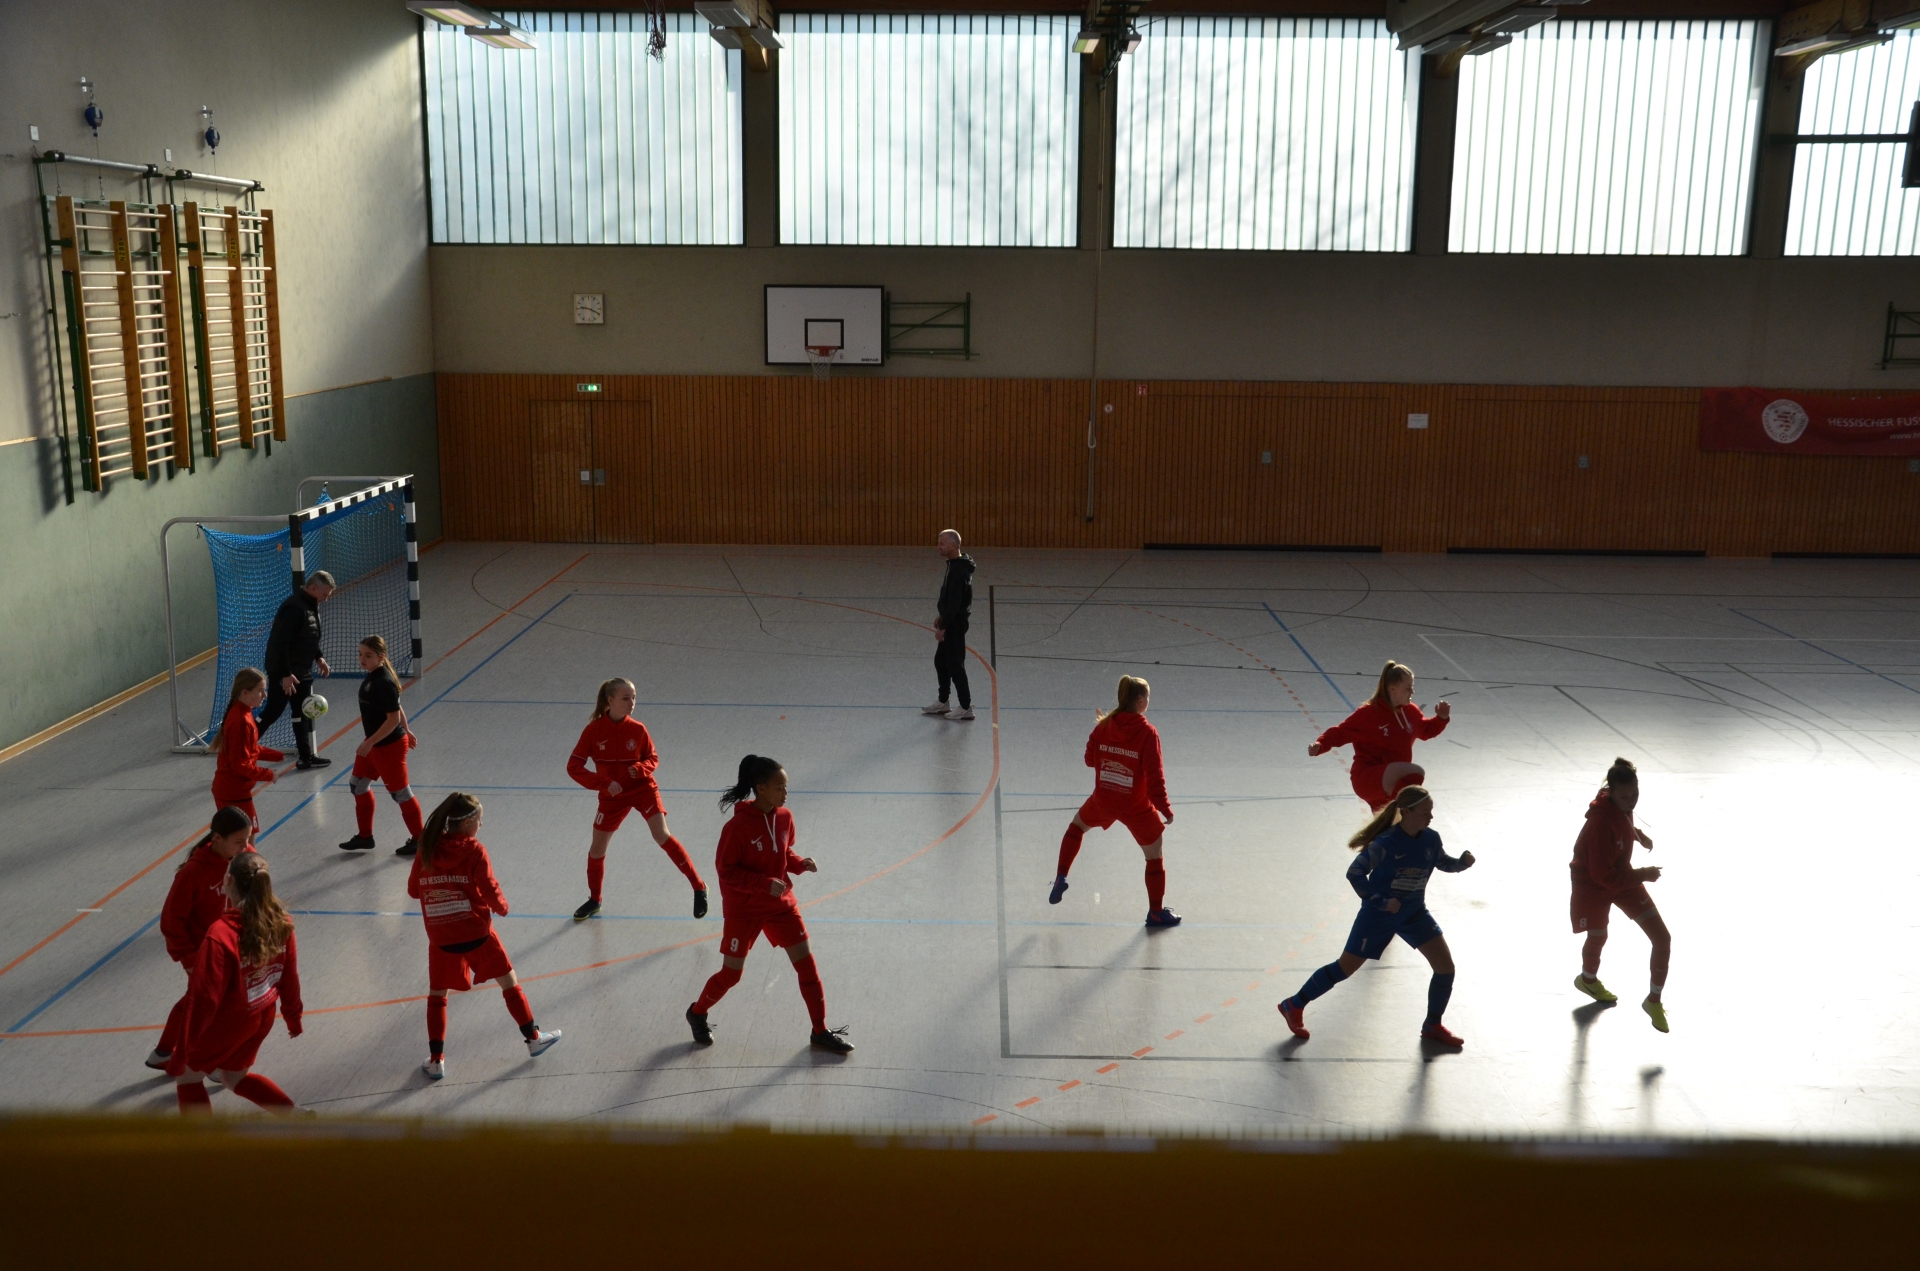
{"left": 203, "top": 488, "right": 415, "bottom": 751}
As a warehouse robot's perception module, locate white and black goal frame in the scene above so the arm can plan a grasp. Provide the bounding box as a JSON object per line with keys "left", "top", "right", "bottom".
{"left": 160, "top": 474, "right": 420, "bottom": 753}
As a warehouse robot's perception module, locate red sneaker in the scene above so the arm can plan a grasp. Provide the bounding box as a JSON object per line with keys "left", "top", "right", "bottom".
{"left": 1420, "top": 1020, "right": 1465, "bottom": 1048}
{"left": 1278, "top": 998, "right": 1309, "bottom": 1040}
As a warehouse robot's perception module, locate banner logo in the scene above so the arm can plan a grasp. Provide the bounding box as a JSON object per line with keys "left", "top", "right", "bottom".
{"left": 1761, "top": 399, "right": 1809, "bottom": 446}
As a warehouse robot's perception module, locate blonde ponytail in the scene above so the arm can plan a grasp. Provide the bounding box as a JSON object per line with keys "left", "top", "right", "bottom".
{"left": 1098, "top": 675, "right": 1151, "bottom": 723}
{"left": 1347, "top": 785, "right": 1431, "bottom": 850}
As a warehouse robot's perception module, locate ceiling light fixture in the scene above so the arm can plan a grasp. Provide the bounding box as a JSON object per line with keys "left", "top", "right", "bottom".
{"left": 467, "top": 20, "right": 536, "bottom": 49}
{"left": 406, "top": 2, "right": 499, "bottom": 27}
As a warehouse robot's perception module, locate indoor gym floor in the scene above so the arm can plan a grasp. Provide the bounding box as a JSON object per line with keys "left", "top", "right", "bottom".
{"left": 1, "top": 543, "right": 1916, "bottom": 1138}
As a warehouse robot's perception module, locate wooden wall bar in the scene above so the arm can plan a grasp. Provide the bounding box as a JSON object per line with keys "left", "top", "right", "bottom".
{"left": 437, "top": 374, "right": 1920, "bottom": 556}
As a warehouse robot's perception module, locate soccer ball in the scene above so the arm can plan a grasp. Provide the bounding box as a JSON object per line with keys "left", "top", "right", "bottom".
{"left": 301, "top": 694, "right": 329, "bottom": 721}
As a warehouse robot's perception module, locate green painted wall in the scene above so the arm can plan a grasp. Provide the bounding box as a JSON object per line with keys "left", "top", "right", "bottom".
{"left": 0, "top": 375, "right": 440, "bottom": 750}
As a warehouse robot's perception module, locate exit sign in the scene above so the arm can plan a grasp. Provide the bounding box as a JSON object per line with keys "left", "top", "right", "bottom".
{"left": 577, "top": 382, "right": 601, "bottom": 393}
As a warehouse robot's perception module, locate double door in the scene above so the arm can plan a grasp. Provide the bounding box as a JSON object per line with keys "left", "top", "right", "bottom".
{"left": 530, "top": 401, "right": 654, "bottom": 543}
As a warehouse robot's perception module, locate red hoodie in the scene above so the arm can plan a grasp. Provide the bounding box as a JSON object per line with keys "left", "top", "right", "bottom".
{"left": 716, "top": 802, "right": 805, "bottom": 914}
{"left": 406, "top": 835, "right": 509, "bottom": 945}
{"left": 211, "top": 703, "right": 283, "bottom": 804}
{"left": 1571, "top": 789, "right": 1639, "bottom": 895}
{"left": 1315, "top": 700, "right": 1448, "bottom": 769}
{"left": 160, "top": 841, "right": 254, "bottom": 964}
{"left": 1084, "top": 711, "right": 1171, "bottom": 818}
{"left": 182, "top": 910, "right": 302, "bottom": 1046}
{"left": 567, "top": 715, "right": 661, "bottom": 796}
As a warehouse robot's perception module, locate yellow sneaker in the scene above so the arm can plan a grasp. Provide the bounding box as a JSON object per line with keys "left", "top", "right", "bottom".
{"left": 1642, "top": 997, "right": 1669, "bottom": 1033}
{"left": 1574, "top": 974, "right": 1617, "bottom": 1004}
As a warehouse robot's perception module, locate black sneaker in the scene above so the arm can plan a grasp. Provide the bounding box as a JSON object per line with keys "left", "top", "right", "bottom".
{"left": 296, "top": 755, "right": 332, "bottom": 770}
{"left": 810, "top": 1026, "right": 855, "bottom": 1054}
{"left": 572, "top": 898, "right": 601, "bottom": 922}
{"left": 337, "top": 835, "right": 376, "bottom": 852}
{"left": 395, "top": 838, "right": 418, "bottom": 857}
{"left": 686, "top": 1007, "right": 714, "bottom": 1046}
{"left": 693, "top": 888, "right": 709, "bottom": 919}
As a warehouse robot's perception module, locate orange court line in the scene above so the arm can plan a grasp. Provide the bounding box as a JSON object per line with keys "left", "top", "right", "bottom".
{"left": 1096, "top": 1063, "right": 1118, "bottom": 1074}
{"left": 1057, "top": 1080, "right": 1080, "bottom": 1091}
{"left": 972, "top": 1114, "right": 998, "bottom": 1126}
{"left": 1163, "top": 1029, "right": 1184, "bottom": 1040}
{"left": 0, "top": 827, "right": 209, "bottom": 982}
{"left": 1194, "top": 1013, "right": 1213, "bottom": 1024}
{"left": 1222, "top": 997, "right": 1238, "bottom": 1007}
{"left": 1014, "top": 1097, "right": 1041, "bottom": 1109}
{"left": 1131, "top": 1046, "right": 1154, "bottom": 1058}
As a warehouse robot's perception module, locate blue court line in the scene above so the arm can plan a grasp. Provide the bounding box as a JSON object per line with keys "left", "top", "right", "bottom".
{"left": 3, "top": 915, "right": 161, "bottom": 1035}
{"left": 1, "top": 595, "right": 575, "bottom": 1040}
{"left": 1731, "top": 609, "right": 1920, "bottom": 697}
{"left": 1261, "top": 603, "right": 1353, "bottom": 710}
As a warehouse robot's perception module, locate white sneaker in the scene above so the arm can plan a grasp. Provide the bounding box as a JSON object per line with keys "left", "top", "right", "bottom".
{"left": 948, "top": 707, "right": 976, "bottom": 721}
{"left": 144, "top": 1048, "right": 170, "bottom": 1071}
{"left": 526, "top": 1028, "right": 562, "bottom": 1057}
{"left": 921, "top": 702, "right": 952, "bottom": 715}
{"left": 423, "top": 1057, "right": 446, "bottom": 1081}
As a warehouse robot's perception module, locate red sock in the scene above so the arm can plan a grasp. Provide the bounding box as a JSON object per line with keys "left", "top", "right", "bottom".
{"left": 176, "top": 1082, "right": 212, "bottom": 1114}
{"left": 158, "top": 992, "right": 189, "bottom": 1056}
{"left": 792, "top": 955, "right": 827, "bottom": 1032}
{"left": 693, "top": 965, "right": 742, "bottom": 1014}
{"left": 354, "top": 792, "right": 375, "bottom": 837}
{"left": 400, "top": 798, "right": 425, "bottom": 838}
{"left": 1057, "top": 823, "right": 1085, "bottom": 876}
{"left": 427, "top": 995, "right": 448, "bottom": 1056}
{"left": 231, "top": 1073, "right": 294, "bottom": 1109}
{"left": 502, "top": 985, "right": 534, "bottom": 1030}
{"left": 659, "top": 835, "right": 705, "bottom": 889}
{"left": 1145, "top": 858, "right": 1166, "bottom": 911}
{"left": 586, "top": 855, "right": 605, "bottom": 902}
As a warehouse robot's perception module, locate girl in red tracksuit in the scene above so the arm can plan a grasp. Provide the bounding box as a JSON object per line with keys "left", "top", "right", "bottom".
{"left": 684, "top": 755, "right": 853, "bottom": 1054}
{"left": 566, "top": 677, "right": 707, "bottom": 922}
{"left": 146, "top": 805, "right": 255, "bottom": 1074}
{"left": 1570, "top": 757, "right": 1672, "bottom": 1032}
{"left": 209, "top": 668, "right": 280, "bottom": 833}
{"left": 1309, "top": 660, "right": 1451, "bottom": 810}
{"left": 170, "top": 852, "right": 303, "bottom": 1114}
{"left": 1049, "top": 675, "right": 1180, "bottom": 927}
{"left": 407, "top": 792, "right": 561, "bottom": 1081}
{"left": 339, "top": 635, "right": 426, "bottom": 857}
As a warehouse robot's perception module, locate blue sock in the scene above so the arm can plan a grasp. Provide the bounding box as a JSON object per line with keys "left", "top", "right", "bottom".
{"left": 1292, "top": 961, "right": 1349, "bottom": 1006}
{"left": 1426, "top": 972, "right": 1455, "bottom": 1024}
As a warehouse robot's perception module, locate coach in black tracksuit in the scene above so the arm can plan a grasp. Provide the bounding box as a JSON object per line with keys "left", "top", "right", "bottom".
{"left": 260, "top": 570, "right": 337, "bottom": 768}
{"left": 923, "top": 530, "right": 976, "bottom": 720}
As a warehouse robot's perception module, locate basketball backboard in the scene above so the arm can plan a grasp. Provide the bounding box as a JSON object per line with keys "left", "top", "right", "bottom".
{"left": 765, "top": 285, "right": 884, "bottom": 365}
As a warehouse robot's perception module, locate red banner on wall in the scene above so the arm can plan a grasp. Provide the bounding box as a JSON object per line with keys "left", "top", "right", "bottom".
{"left": 1700, "top": 389, "right": 1920, "bottom": 455}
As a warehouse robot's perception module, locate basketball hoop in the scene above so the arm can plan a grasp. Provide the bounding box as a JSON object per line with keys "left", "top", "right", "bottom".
{"left": 806, "top": 344, "right": 840, "bottom": 382}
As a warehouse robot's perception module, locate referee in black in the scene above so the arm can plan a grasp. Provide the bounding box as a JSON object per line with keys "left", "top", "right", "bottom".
{"left": 260, "top": 570, "right": 336, "bottom": 769}
{"left": 922, "top": 529, "right": 976, "bottom": 721}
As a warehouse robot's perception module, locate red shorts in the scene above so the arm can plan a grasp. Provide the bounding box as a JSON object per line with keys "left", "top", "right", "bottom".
{"left": 427, "top": 930, "right": 514, "bottom": 991}
{"left": 595, "top": 786, "right": 665, "bottom": 832}
{"left": 352, "top": 739, "right": 411, "bottom": 792}
{"left": 1570, "top": 883, "right": 1655, "bottom": 934}
{"left": 1350, "top": 763, "right": 1419, "bottom": 810}
{"left": 176, "top": 1009, "right": 276, "bottom": 1077}
{"left": 720, "top": 904, "right": 808, "bottom": 958}
{"left": 1077, "top": 794, "right": 1164, "bottom": 846}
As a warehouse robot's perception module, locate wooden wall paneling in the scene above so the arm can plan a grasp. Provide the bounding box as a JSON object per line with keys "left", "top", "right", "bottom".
{"left": 591, "top": 400, "right": 655, "bottom": 543}
{"left": 530, "top": 401, "right": 592, "bottom": 543}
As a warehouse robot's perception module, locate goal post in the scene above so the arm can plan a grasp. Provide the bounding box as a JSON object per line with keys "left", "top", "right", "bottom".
{"left": 162, "top": 475, "right": 420, "bottom": 753}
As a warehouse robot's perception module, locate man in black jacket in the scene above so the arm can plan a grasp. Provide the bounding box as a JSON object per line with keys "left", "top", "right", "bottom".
{"left": 260, "top": 570, "right": 337, "bottom": 768}
{"left": 922, "top": 530, "right": 976, "bottom": 721}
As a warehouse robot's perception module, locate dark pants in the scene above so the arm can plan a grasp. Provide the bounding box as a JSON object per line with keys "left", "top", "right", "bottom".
{"left": 259, "top": 676, "right": 315, "bottom": 760}
{"left": 935, "top": 623, "right": 971, "bottom": 710}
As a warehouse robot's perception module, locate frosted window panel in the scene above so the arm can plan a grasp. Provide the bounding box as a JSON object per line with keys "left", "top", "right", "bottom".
{"left": 424, "top": 11, "right": 743, "bottom": 245}
{"left": 1786, "top": 30, "right": 1920, "bottom": 257}
{"left": 1114, "top": 18, "right": 1417, "bottom": 252}
{"left": 1451, "top": 20, "right": 1767, "bottom": 255}
{"left": 779, "top": 14, "right": 1080, "bottom": 246}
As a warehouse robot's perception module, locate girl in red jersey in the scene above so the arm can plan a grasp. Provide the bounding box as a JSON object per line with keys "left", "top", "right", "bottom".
{"left": 684, "top": 755, "right": 854, "bottom": 1054}
{"left": 146, "top": 805, "right": 254, "bottom": 1073}
{"left": 407, "top": 792, "right": 561, "bottom": 1080}
{"left": 1308, "top": 661, "right": 1452, "bottom": 811}
{"left": 209, "top": 668, "right": 280, "bottom": 834}
{"left": 1570, "top": 757, "right": 1672, "bottom": 1032}
{"left": 1048, "top": 676, "right": 1180, "bottom": 926}
{"left": 170, "top": 852, "right": 304, "bottom": 1114}
{"left": 339, "top": 635, "right": 427, "bottom": 856}
{"left": 567, "top": 677, "right": 707, "bottom": 922}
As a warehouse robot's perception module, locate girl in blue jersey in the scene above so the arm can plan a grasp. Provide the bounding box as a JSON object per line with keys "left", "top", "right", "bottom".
{"left": 1278, "top": 786, "right": 1475, "bottom": 1047}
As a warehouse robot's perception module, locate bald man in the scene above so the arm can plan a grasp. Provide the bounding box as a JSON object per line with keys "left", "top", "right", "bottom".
{"left": 922, "top": 530, "right": 976, "bottom": 721}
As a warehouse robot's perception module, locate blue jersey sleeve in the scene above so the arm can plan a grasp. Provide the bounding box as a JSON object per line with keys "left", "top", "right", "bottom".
{"left": 1430, "top": 831, "right": 1468, "bottom": 872}
{"left": 1347, "top": 841, "right": 1391, "bottom": 908}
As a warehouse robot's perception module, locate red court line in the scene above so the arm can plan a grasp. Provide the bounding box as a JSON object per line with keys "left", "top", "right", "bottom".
{"left": 1096, "top": 1063, "right": 1118, "bottom": 1074}
{"left": 2, "top": 563, "right": 1001, "bottom": 1037}
{"left": 1131, "top": 1046, "right": 1154, "bottom": 1057}
{"left": 972, "top": 1114, "right": 998, "bottom": 1125}
{"left": 1014, "top": 1097, "right": 1041, "bottom": 1109}
{"left": 0, "top": 553, "right": 591, "bottom": 992}
{"left": 1057, "top": 1080, "right": 1080, "bottom": 1091}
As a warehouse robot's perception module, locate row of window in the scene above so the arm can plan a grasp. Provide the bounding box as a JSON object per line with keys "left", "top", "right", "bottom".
{"left": 422, "top": 13, "right": 1920, "bottom": 255}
